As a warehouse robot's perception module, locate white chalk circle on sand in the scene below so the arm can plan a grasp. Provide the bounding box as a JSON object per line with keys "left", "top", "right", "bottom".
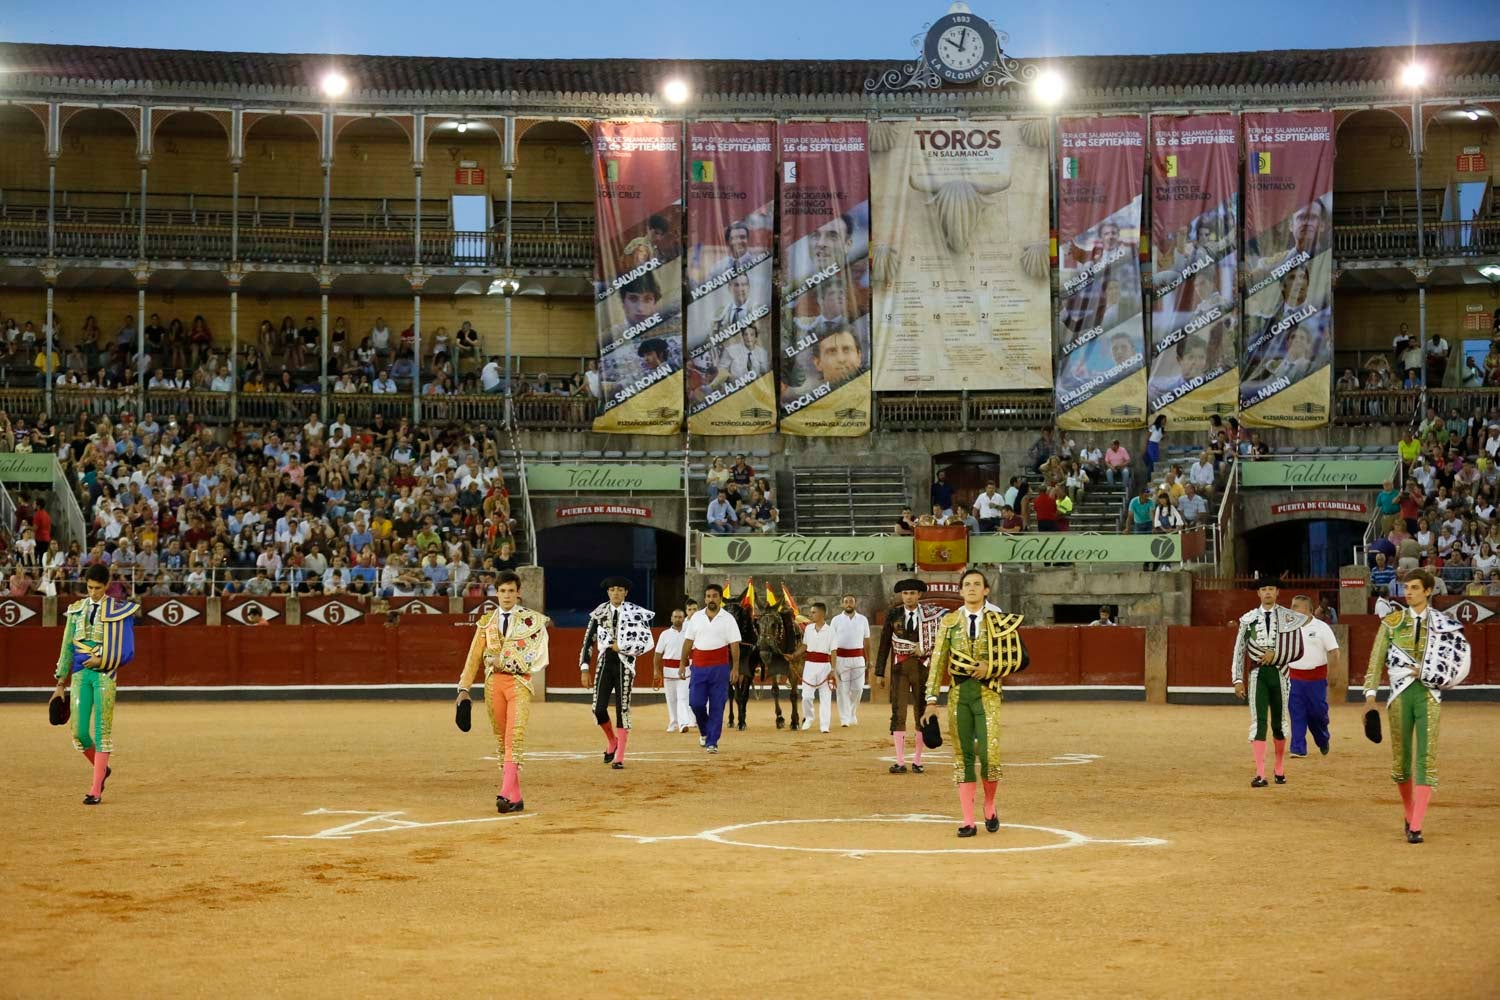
{"left": 617, "top": 813, "right": 1168, "bottom": 858}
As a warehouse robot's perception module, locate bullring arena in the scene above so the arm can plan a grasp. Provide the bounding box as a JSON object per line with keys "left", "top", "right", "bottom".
{"left": 2, "top": 6, "right": 1500, "bottom": 998}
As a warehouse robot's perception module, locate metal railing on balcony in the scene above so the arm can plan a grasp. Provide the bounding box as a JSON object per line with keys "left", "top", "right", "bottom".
{"left": 511, "top": 394, "right": 597, "bottom": 429}
{"left": 874, "top": 392, "right": 1056, "bottom": 430}
{"left": 1335, "top": 218, "right": 1500, "bottom": 260}
{"left": 1332, "top": 389, "right": 1421, "bottom": 425}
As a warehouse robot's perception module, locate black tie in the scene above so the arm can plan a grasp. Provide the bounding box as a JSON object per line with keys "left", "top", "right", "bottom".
{"left": 501, "top": 612, "right": 510, "bottom": 636}
{"left": 969, "top": 613, "right": 978, "bottom": 640}
{"left": 907, "top": 611, "right": 916, "bottom": 633}
{"left": 1414, "top": 613, "right": 1422, "bottom": 651}
{"left": 89, "top": 602, "right": 99, "bottom": 627}
{"left": 1263, "top": 611, "right": 1271, "bottom": 636}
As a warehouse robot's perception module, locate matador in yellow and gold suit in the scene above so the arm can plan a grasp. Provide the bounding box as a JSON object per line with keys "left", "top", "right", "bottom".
{"left": 457, "top": 598, "right": 549, "bottom": 813}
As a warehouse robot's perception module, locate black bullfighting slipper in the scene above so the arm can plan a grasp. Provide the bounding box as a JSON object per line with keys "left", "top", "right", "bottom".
{"left": 1251, "top": 776, "right": 1268, "bottom": 788}
{"left": 611, "top": 761, "right": 624, "bottom": 770}
{"left": 1405, "top": 829, "right": 1423, "bottom": 844}
{"left": 603, "top": 749, "right": 616, "bottom": 764}
{"left": 889, "top": 764, "right": 908, "bottom": 774}
{"left": 1274, "top": 774, "right": 1286, "bottom": 785}
{"left": 985, "top": 815, "right": 999, "bottom": 833}
{"left": 957, "top": 825, "right": 977, "bottom": 838}
{"left": 911, "top": 764, "right": 924, "bottom": 774}
{"left": 83, "top": 795, "right": 102, "bottom": 805}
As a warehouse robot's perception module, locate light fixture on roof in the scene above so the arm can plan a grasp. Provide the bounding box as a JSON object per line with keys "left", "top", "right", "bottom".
{"left": 1399, "top": 61, "right": 1427, "bottom": 89}
{"left": 489, "top": 277, "right": 521, "bottom": 297}
{"left": 321, "top": 71, "right": 349, "bottom": 98}
{"left": 1032, "top": 68, "right": 1067, "bottom": 107}
{"left": 1481, "top": 263, "right": 1500, "bottom": 281}
{"left": 662, "top": 79, "right": 690, "bottom": 105}
{"left": 457, "top": 121, "right": 470, "bottom": 133}
{"left": 1465, "top": 109, "right": 1480, "bottom": 121}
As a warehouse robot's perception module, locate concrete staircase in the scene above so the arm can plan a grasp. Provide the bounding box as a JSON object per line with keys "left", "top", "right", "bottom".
{"left": 1066, "top": 481, "right": 1127, "bottom": 532}
{"left": 792, "top": 466, "right": 910, "bottom": 535}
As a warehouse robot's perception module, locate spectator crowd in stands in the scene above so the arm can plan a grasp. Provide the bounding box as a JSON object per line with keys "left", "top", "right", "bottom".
{"left": 1368, "top": 403, "right": 1500, "bottom": 598}
{"left": 0, "top": 404, "right": 523, "bottom": 601}
{"left": 703, "top": 454, "right": 779, "bottom": 534}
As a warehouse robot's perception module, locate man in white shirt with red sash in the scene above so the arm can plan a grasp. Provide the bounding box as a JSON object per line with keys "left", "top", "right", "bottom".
{"left": 794, "top": 602, "right": 837, "bottom": 733}
{"left": 681, "top": 584, "right": 742, "bottom": 754}
{"left": 830, "top": 593, "right": 871, "bottom": 727}
{"left": 654, "top": 608, "right": 691, "bottom": 733}
{"left": 1287, "top": 595, "right": 1340, "bottom": 758}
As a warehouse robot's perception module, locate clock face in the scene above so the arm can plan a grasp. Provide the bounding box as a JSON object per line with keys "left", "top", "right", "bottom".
{"left": 923, "top": 13, "right": 997, "bottom": 85}
{"left": 937, "top": 25, "right": 985, "bottom": 72}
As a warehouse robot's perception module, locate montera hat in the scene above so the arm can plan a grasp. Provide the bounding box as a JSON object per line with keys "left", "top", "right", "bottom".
{"left": 600, "top": 576, "right": 634, "bottom": 591}
{"left": 894, "top": 578, "right": 928, "bottom": 594}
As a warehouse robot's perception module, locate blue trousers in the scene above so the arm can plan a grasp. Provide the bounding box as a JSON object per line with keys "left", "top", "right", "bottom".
{"left": 1288, "top": 676, "right": 1330, "bottom": 755}
{"left": 689, "top": 664, "right": 730, "bottom": 748}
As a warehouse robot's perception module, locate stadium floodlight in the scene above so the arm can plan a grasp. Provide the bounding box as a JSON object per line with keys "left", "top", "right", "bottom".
{"left": 1480, "top": 263, "right": 1500, "bottom": 281}
{"left": 321, "top": 71, "right": 349, "bottom": 98}
{"left": 456, "top": 121, "right": 469, "bottom": 133}
{"left": 1399, "top": 62, "right": 1427, "bottom": 89}
{"left": 489, "top": 277, "right": 521, "bottom": 297}
{"left": 1465, "top": 109, "right": 1480, "bottom": 121}
{"left": 662, "top": 79, "right": 690, "bottom": 105}
{"left": 1032, "top": 69, "right": 1067, "bottom": 107}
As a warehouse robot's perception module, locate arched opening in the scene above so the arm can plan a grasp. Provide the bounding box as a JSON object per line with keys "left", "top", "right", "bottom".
{"left": 150, "top": 111, "right": 231, "bottom": 208}
{"left": 240, "top": 115, "right": 325, "bottom": 228}
{"left": 1241, "top": 519, "right": 1367, "bottom": 579}
{"left": 1334, "top": 108, "right": 1417, "bottom": 226}
{"left": 931, "top": 449, "right": 999, "bottom": 516}
{"left": 54, "top": 108, "right": 141, "bottom": 227}
{"left": 331, "top": 116, "right": 414, "bottom": 230}
{"left": 536, "top": 524, "right": 685, "bottom": 626}
{"left": 0, "top": 106, "right": 48, "bottom": 204}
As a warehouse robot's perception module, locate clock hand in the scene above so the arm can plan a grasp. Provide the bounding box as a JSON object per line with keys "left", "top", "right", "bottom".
{"left": 960, "top": 27, "right": 971, "bottom": 49}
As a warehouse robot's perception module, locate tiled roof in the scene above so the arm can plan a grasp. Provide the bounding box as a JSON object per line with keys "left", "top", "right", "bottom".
{"left": 0, "top": 40, "right": 1496, "bottom": 99}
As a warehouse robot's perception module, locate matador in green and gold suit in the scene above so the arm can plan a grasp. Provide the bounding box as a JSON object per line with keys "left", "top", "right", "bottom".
{"left": 926, "top": 605, "right": 1028, "bottom": 835}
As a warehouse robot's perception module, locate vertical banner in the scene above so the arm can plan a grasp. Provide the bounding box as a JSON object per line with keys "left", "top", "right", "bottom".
{"left": 871, "top": 119, "right": 1051, "bottom": 391}
{"left": 591, "top": 122, "right": 685, "bottom": 435}
{"left": 1148, "top": 115, "right": 1240, "bottom": 428}
{"left": 1240, "top": 112, "right": 1334, "bottom": 427}
{"left": 778, "top": 122, "right": 872, "bottom": 436}
{"left": 1055, "top": 116, "right": 1148, "bottom": 430}
{"left": 685, "top": 123, "right": 777, "bottom": 435}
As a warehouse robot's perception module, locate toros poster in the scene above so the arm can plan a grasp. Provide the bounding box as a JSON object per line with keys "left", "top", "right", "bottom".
{"left": 1055, "top": 116, "right": 1148, "bottom": 430}
{"left": 591, "top": 121, "right": 685, "bottom": 435}
{"left": 871, "top": 119, "right": 1051, "bottom": 392}
{"left": 684, "top": 123, "right": 777, "bottom": 435}
{"left": 777, "top": 122, "right": 872, "bottom": 437}
{"left": 1148, "top": 115, "right": 1240, "bottom": 428}
{"left": 1239, "top": 111, "right": 1335, "bottom": 427}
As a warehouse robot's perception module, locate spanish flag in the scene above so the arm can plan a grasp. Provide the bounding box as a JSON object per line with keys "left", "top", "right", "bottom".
{"left": 913, "top": 523, "right": 969, "bottom": 572}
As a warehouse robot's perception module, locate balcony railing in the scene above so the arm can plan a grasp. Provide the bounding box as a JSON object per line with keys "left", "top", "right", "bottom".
{"left": 0, "top": 222, "right": 594, "bottom": 270}
{"left": 0, "top": 384, "right": 1478, "bottom": 432}
{"left": 1335, "top": 218, "right": 1500, "bottom": 260}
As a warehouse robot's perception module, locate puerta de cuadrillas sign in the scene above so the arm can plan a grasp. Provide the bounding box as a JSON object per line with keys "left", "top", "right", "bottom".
{"left": 1238, "top": 459, "right": 1392, "bottom": 488}
{"left": 702, "top": 534, "right": 913, "bottom": 566}
{"left": 969, "top": 532, "right": 1181, "bottom": 564}
{"left": 525, "top": 464, "right": 681, "bottom": 492}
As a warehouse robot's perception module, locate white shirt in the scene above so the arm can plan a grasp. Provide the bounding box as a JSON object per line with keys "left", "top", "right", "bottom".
{"left": 1188, "top": 460, "right": 1215, "bottom": 487}
{"left": 1088, "top": 618, "right": 1118, "bottom": 626}
{"left": 654, "top": 626, "right": 685, "bottom": 662}
{"left": 830, "top": 611, "right": 871, "bottom": 662}
{"left": 370, "top": 326, "right": 391, "bottom": 351}
{"left": 1290, "top": 617, "right": 1339, "bottom": 671}
{"left": 801, "top": 621, "right": 837, "bottom": 658}
{"left": 481, "top": 362, "right": 502, "bottom": 391}
{"left": 974, "top": 491, "right": 1004, "bottom": 519}
{"left": 1374, "top": 596, "right": 1396, "bottom": 617}
{"left": 372, "top": 378, "right": 397, "bottom": 394}
{"left": 683, "top": 607, "right": 742, "bottom": 653}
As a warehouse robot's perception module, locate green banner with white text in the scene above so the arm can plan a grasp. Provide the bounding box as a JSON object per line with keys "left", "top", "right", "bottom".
{"left": 525, "top": 464, "right": 682, "bottom": 492}
{"left": 969, "top": 533, "right": 1182, "bottom": 564}
{"left": 0, "top": 453, "right": 55, "bottom": 483}
{"left": 702, "top": 534, "right": 910, "bottom": 567}
{"left": 1238, "top": 459, "right": 1392, "bottom": 488}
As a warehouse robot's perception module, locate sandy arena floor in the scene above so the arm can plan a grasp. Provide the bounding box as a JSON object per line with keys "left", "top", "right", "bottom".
{"left": 2, "top": 696, "right": 1497, "bottom": 999}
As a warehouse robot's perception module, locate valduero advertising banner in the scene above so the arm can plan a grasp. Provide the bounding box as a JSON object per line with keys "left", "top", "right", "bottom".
{"left": 1239, "top": 458, "right": 1392, "bottom": 488}
{"left": 591, "top": 121, "right": 685, "bottom": 435}
{"left": 524, "top": 463, "right": 682, "bottom": 492}
{"left": 969, "top": 532, "right": 1182, "bottom": 564}
{"left": 1148, "top": 115, "right": 1240, "bottom": 428}
{"left": 871, "top": 119, "right": 1052, "bottom": 392}
{"left": 701, "top": 533, "right": 910, "bottom": 567}
{"left": 1239, "top": 112, "right": 1335, "bottom": 427}
{"left": 777, "top": 122, "right": 872, "bottom": 437}
{"left": 1055, "top": 116, "right": 1148, "bottom": 430}
{"left": 685, "top": 123, "right": 777, "bottom": 435}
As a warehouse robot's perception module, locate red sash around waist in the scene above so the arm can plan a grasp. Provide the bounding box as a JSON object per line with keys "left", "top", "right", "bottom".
{"left": 804, "top": 651, "right": 831, "bottom": 664}
{"left": 836, "top": 648, "right": 864, "bottom": 658}
{"left": 691, "top": 648, "right": 730, "bottom": 668}
{"left": 661, "top": 658, "right": 681, "bottom": 668}
{"left": 1289, "top": 664, "right": 1328, "bottom": 680}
